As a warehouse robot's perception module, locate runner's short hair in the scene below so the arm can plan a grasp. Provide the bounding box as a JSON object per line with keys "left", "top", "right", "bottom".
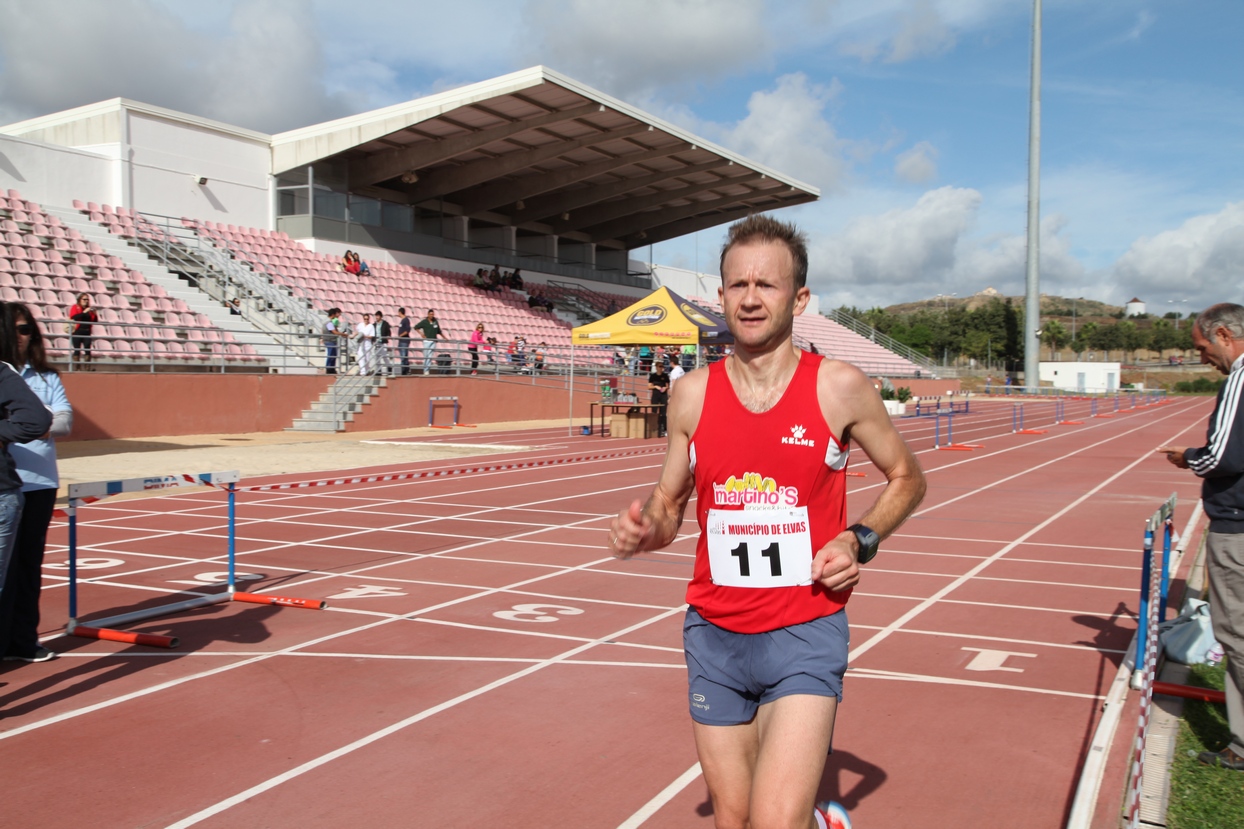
{"left": 719, "top": 214, "right": 809, "bottom": 289}
{"left": 1196, "top": 303, "right": 1244, "bottom": 340}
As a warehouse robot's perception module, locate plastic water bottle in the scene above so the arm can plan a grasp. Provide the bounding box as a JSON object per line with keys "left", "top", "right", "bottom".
{"left": 1207, "top": 642, "right": 1224, "bottom": 666}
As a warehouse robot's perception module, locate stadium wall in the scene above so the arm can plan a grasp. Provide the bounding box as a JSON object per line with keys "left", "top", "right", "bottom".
{"left": 344, "top": 378, "right": 595, "bottom": 432}
{"left": 56, "top": 374, "right": 595, "bottom": 441}
{"left": 0, "top": 133, "right": 114, "bottom": 208}
{"left": 59, "top": 374, "right": 331, "bottom": 441}
{"left": 1, "top": 101, "right": 271, "bottom": 227}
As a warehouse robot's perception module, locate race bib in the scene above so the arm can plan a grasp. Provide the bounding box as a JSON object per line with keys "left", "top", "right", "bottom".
{"left": 706, "top": 507, "right": 814, "bottom": 588}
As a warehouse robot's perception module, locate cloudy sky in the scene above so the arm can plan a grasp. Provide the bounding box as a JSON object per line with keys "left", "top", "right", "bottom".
{"left": 1, "top": 0, "right": 1240, "bottom": 311}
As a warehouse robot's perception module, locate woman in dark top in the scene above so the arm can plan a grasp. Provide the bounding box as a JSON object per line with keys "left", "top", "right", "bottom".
{"left": 67, "top": 293, "right": 98, "bottom": 369}
{"left": 0, "top": 303, "right": 54, "bottom": 605}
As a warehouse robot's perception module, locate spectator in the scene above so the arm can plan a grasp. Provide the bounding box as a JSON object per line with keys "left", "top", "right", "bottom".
{"left": 396, "top": 307, "right": 412, "bottom": 375}
{"left": 668, "top": 359, "right": 686, "bottom": 389}
{"left": 67, "top": 293, "right": 98, "bottom": 370}
{"left": 0, "top": 304, "right": 54, "bottom": 623}
{"left": 354, "top": 312, "right": 376, "bottom": 375}
{"left": 533, "top": 342, "right": 547, "bottom": 374}
{"left": 638, "top": 345, "right": 652, "bottom": 374}
{"left": 414, "top": 309, "right": 446, "bottom": 375}
{"left": 353, "top": 252, "right": 370, "bottom": 277}
{"left": 681, "top": 344, "right": 696, "bottom": 370}
{"left": 323, "top": 307, "right": 345, "bottom": 375}
{"left": 0, "top": 304, "right": 71, "bottom": 663}
{"left": 648, "top": 359, "right": 670, "bottom": 437}
{"left": 228, "top": 298, "right": 243, "bottom": 316}
{"left": 484, "top": 336, "right": 497, "bottom": 367}
{"left": 1157, "top": 303, "right": 1244, "bottom": 771}
{"left": 510, "top": 268, "right": 524, "bottom": 290}
{"left": 472, "top": 269, "right": 489, "bottom": 290}
{"left": 373, "top": 310, "right": 393, "bottom": 375}
{"left": 469, "top": 323, "right": 485, "bottom": 375}
{"left": 342, "top": 250, "right": 359, "bottom": 275}
{"left": 515, "top": 335, "right": 528, "bottom": 371}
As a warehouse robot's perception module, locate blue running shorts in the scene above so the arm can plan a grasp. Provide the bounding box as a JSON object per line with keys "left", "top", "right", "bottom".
{"left": 683, "top": 606, "right": 849, "bottom": 726}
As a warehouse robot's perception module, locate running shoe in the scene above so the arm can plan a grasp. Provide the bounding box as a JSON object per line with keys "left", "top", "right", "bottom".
{"left": 816, "top": 801, "right": 852, "bottom": 829}
{"left": 1198, "top": 748, "right": 1244, "bottom": 770}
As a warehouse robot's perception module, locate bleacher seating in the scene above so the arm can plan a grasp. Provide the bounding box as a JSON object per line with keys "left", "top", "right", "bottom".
{"left": 0, "top": 191, "right": 263, "bottom": 367}
{"left": 183, "top": 219, "right": 613, "bottom": 365}
{"left": 689, "top": 295, "right": 922, "bottom": 376}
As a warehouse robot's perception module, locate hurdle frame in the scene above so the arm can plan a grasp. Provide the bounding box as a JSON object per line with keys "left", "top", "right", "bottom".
{"left": 428, "top": 395, "right": 460, "bottom": 428}
{"left": 66, "top": 470, "right": 325, "bottom": 649}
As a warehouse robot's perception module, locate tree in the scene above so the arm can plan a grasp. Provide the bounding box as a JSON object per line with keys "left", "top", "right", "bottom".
{"left": 1117, "top": 319, "right": 1148, "bottom": 362}
{"left": 1003, "top": 299, "right": 1021, "bottom": 371}
{"left": 1040, "top": 320, "right": 1070, "bottom": 358}
{"left": 1089, "top": 322, "right": 1122, "bottom": 358}
{"left": 1149, "top": 318, "right": 1179, "bottom": 355}
{"left": 1072, "top": 321, "right": 1097, "bottom": 358}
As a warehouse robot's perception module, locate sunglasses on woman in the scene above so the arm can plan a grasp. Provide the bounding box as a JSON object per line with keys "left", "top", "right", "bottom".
{"left": 15, "top": 324, "right": 34, "bottom": 336}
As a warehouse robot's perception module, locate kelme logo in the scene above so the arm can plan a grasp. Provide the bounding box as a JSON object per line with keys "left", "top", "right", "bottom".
{"left": 628, "top": 305, "right": 667, "bottom": 326}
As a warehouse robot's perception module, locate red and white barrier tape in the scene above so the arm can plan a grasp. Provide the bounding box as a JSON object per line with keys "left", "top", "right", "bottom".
{"left": 1124, "top": 522, "right": 1166, "bottom": 829}
{"left": 236, "top": 446, "right": 666, "bottom": 493}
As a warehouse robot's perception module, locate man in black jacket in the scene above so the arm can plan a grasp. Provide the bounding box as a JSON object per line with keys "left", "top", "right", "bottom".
{"left": 373, "top": 310, "right": 393, "bottom": 376}
{"left": 1159, "top": 302, "right": 1244, "bottom": 770}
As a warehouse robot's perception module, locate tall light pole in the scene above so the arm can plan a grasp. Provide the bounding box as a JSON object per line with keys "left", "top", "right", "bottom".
{"left": 1169, "top": 298, "right": 1188, "bottom": 329}
{"left": 1023, "top": 0, "right": 1042, "bottom": 390}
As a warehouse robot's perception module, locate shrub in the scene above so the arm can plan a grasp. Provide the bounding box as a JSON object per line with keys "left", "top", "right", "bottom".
{"left": 879, "top": 387, "right": 896, "bottom": 401}
{"left": 896, "top": 387, "right": 912, "bottom": 403}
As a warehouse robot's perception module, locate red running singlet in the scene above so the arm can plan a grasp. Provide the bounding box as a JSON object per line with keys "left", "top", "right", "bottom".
{"left": 686, "top": 350, "right": 850, "bottom": 633}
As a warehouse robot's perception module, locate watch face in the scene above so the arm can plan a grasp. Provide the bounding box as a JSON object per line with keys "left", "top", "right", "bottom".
{"left": 852, "top": 525, "right": 880, "bottom": 564}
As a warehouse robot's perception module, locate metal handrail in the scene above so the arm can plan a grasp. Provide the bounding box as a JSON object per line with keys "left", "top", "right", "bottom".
{"left": 823, "top": 308, "right": 939, "bottom": 373}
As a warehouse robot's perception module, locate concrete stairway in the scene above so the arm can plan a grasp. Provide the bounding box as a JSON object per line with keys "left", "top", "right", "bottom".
{"left": 287, "top": 372, "right": 387, "bottom": 432}
{"left": 43, "top": 205, "right": 315, "bottom": 371}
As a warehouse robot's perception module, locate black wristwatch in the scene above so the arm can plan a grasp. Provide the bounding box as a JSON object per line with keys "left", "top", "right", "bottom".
{"left": 847, "top": 523, "right": 880, "bottom": 564}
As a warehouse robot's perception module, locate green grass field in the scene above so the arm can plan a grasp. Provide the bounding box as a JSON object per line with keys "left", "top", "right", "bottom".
{"left": 1167, "top": 663, "right": 1244, "bottom": 829}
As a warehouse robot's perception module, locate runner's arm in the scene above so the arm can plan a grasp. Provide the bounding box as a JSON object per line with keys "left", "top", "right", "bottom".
{"left": 609, "top": 371, "right": 705, "bottom": 558}
{"left": 813, "top": 362, "right": 926, "bottom": 589}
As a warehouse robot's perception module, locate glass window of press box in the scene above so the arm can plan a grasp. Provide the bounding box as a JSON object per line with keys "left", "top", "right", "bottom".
{"left": 275, "top": 166, "right": 413, "bottom": 232}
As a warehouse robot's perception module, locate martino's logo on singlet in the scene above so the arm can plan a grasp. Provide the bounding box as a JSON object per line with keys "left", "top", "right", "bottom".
{"left": 713, "top": 472, "right": 800, "bottom": 507}
{"left": 781, "top": 424, "right": 815, "bottom": 448}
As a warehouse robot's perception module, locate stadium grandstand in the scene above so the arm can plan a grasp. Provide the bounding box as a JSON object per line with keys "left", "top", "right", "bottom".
{"left": 0, "top": 65, "right": 933, "bottom": 436}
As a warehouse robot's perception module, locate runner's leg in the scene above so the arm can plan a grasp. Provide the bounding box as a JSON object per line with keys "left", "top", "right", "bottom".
{"left": 695, "top": 695, "right": 836, "bottom": 829}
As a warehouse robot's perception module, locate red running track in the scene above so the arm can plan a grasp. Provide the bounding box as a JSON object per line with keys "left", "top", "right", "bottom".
{"left": 0, "top": 398, "right": 1214, "bottom": 828}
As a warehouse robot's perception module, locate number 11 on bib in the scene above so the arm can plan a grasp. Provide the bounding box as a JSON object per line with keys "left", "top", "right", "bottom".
{"left": 706, "top": 507, "right": 814, "bottom": 588}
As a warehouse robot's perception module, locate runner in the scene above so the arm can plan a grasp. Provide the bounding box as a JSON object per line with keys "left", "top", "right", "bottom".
{"left": 609, "top": 214, "right": 926, "bottom": 829}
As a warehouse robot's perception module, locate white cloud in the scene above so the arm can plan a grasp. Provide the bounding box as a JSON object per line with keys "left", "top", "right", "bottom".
{"left": 520, "top": 0, "right": 772, "bottom": 99}
{"left": 894, "top": 141, "right": 938, "bottom": 183}
{"left": 806, "top": 186, "right": 1089, "bottom": 310}
{"left": 1108, "top": 202, "right": 1244, "bottom": 312}
{"left": 0, "top": 0, "right": 358, "bottom": 133}
{"left": 1122, "top": 10, "right": 1155, "bottom": 42}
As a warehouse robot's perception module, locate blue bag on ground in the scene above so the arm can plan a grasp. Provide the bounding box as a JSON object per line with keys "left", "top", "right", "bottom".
{"left": 1158, "top": 598, "right": 1220, "bottom": 665}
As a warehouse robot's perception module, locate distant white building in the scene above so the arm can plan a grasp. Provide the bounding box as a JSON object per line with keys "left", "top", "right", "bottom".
{"left": 1126, "top": 297, "right": 1147, "bottom": 317}
{"left": 1040, "top": 361, "right": 1121, "bottom": 392}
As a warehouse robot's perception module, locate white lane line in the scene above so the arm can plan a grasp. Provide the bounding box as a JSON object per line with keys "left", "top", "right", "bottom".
{"left": 849, "top": 668, "right": 1101, "bottom": 699}
{"left": 847, "top": 419, "right": 1194, "bottom": 663}
{"left": 616, "top": 763, "right": 704, "bottom": 829}
{"left": 47, "top": 461, "right": 661, "bottom": 594}
{"left": 163, "top": 606, "right": 686, "bottom": 829}
{"left": 890, "top": 628, "right": 1127, "bottom": 654}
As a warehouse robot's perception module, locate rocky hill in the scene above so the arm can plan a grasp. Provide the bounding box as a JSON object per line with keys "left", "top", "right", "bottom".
{"left": 885, "top": 288, "right": 1121, "bottom": 317}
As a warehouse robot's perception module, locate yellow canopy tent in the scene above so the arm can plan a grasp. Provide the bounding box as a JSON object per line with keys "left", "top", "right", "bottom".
{"left": 571, "top": 286, "right": 732, "bottom": 346}
{"left": 568, "top": 287, "right": 732, "bottom": 433}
